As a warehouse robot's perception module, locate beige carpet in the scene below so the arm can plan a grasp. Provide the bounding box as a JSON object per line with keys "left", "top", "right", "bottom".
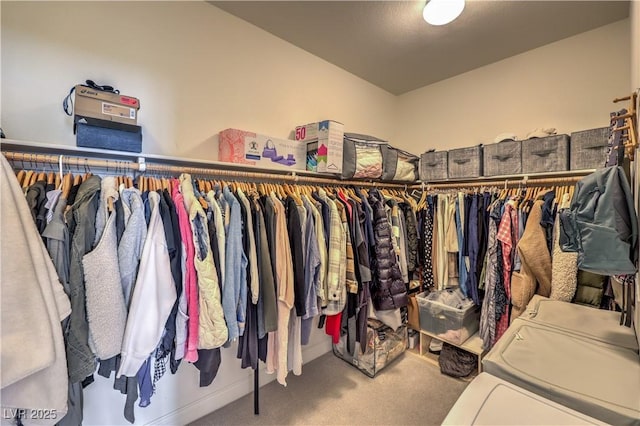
{"left": 190, "top": 351, "right": 469, "bottom": 426}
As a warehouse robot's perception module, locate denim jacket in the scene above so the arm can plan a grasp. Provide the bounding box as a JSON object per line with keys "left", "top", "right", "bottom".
{"left": 222, "top": 186, "right": 248, "bottom": 342}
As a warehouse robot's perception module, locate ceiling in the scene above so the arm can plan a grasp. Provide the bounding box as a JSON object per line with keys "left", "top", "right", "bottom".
{"left": 211, "top": 1, "right": 630, "bottom": 95}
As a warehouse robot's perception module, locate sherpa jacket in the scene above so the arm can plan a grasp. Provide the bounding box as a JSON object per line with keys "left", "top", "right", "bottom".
{"left": 1, "top": 155, "right": 71, "bottom": 423}
{"left": 511, "top": 199, "right": 552, "bottom": 321}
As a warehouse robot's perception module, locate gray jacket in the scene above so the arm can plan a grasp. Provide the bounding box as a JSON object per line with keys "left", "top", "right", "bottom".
{"left": 65, "top": 175, "right": 101, "bottom": 383}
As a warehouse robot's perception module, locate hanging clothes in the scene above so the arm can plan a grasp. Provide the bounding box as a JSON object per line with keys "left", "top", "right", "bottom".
{"left": 1, "top": 155, "right": 71, "bottom": 425}
{"left": 511, "top": 199, "right": 552, "bottom": 321}
{"left": 172, "top": 180, "right": 199, "bottom": 363}
{"left": 455, "top": 193, "right": 468, "bottom": 297}
{"left": 65, "top": 175, "right": 101, "bottom": 383}
{"left": 479, "top": 199, "right": 501, "bottom": 350}
{"left": 301, "top": 195, "right": 321, "bottom": 345}
{"left": 222, "top": 186, "right": 248, "bottom": 342}
{"left": 118, "top": 191, "right": 177, "bottom": 378}
{"left": 436, "top": 194, "right": 448, "bottom": 289}
{"left": 272, "top": 194, "right": 295, "bottom": 386}
{"left": 368, "top": 189, "right": 408, "bottom": 311}
{"left": 494, "top": 200, "right": 518, "bottom": 342}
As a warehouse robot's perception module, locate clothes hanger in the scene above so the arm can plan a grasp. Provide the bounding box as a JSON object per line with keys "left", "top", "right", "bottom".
{"left": 62, "top": 172, "right": 72, "bottom": 199}
{"left": 16, "top": 170, "right": 26, "bottom": 186}
{"left": 22, "top": 170, "right": 33, "bottom": 188}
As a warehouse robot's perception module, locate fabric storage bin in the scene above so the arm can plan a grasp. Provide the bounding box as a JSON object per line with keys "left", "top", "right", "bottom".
{"left": 380, "top": 145, "right": 419, "bottom": 182}
{"left": 341, "top": 133, "right": 385, "bottom": 180}
{"left": 447, "top": 146, "right": 482, "bottom": 179}
{"left": 76, "top": 116, "right": 142, "bottom": 153}
{"left": 417, "top": 289, "right": 480, "bottom": 345}
{"left": 570, "top": 127, "right": 609, "bottom": 170}
{"left": 521, "top": 134, "right": 569, "bottom": 173}
{"left": 483, "top": 140, "right": 521, "bottom": 176}
{"left": 420, "top": 150, "right": 448, "bottom": 181}
{"left": 332, "top": 318, "right": 407, "bottom": 378}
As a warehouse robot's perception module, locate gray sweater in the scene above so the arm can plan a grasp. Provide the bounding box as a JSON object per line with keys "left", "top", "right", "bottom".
{"left": 118, "top": 188, "right": 147, "bottom": 308}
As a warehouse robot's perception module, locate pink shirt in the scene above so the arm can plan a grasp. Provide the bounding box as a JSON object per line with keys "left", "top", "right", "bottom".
{"left": 496, "top": 202, "right": 518, "bottom": 342}
{"left": 172, "top": 180, "right": 199, "bottom": 363}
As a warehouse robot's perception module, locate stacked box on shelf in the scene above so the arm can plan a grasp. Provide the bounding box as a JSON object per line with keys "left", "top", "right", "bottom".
{"left": 521, "top": 134, "right": 569, "bottom": 173}
{"left": 570, "top": 127, "right": 609, "bottom": 170}
{"left": 218, "top": 128, "right": 306, "bottom": 171}
{"left": 333, "top": 318, "right": 407, "bottom": 378}
{"left": 417, "top": 290, "right": 480, "bottom": 345}
{"left": 483, "top": 140, "right": 522, "bottom": 176}
{"left": 419, "top": 150, "right": 448, "bottom": 181}
{"left": 447, "top": 146, "right": 483, "bottom": 179}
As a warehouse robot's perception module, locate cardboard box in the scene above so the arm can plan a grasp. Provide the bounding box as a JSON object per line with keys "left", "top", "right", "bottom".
{"left": 306, "top": 140, "right": 319, "bottom": 172}
{"left": 74, "top": 85, "right": 140, "bottom": 126}
{"left": 295, "top": 120, "right": 344, "bottom": 173}
{"left": 218, "top": 128, "right": 306, "bottom": 171}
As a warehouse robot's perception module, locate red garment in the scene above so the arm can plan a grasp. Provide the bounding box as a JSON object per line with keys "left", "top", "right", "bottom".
{"left": 172, "top": 180, "right": 199, "bottom": 363}
{"left": 325, "top": 313, "right": 342, "bottom": 344}
{"left": 337, "top": 191, "right": 353, "bottom": 220}
{"left": 495, "top": 202, "right": 518, "bottom": 342}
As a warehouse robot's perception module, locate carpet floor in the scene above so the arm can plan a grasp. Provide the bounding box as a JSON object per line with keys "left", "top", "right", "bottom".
{"left": 190, "top": 351, "right": 469, "bottom": 426}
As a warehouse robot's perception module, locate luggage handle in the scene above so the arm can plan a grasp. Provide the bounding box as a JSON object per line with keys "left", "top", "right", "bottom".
{"left": 452, "top": 158, "right": 471, "bottom": 165}
{"left": 531, "top": 149, "right": 556, "bottom": 157}
{"left": 584, "top": 145, "right": 604, "bottom": 150}
{"left": 492, "top": 154, "right": 513, "bottom": 162}
{"left": 426, "top": 162, "right": 439, "bottom": 167}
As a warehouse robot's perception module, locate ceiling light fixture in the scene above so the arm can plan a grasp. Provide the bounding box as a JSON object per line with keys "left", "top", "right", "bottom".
{"left": 423, "top": 0, "right": 465, "bottom": 26}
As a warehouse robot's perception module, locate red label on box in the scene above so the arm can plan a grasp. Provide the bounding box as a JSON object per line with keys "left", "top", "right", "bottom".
{"left": 120, "top": 96, "right": 139, "bottom": 107}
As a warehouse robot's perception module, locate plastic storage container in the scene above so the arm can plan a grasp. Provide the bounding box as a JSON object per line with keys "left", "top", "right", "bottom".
{"left": 333, "top": 318, "right": 407, "bottom": 378}
{"left": 570, "top": 127, "right": 609, "bottom": 170}
{"left": 417, "top": 290, "right": 480, "bottom": 345}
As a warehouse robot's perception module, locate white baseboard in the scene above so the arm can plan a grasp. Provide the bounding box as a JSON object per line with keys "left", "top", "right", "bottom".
{"left": 147, "top": 339, "right": 332, "bottom": 425}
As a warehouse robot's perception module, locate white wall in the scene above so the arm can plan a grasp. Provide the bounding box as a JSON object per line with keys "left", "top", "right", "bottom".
{"left": 1, "top": 2, "right": 396, "bottom": 425}
{"left": 0, "top": 1, "right": 397, "bottom": 160}
{"left": 394, "top": 19, "right": 631, "bottom": 153}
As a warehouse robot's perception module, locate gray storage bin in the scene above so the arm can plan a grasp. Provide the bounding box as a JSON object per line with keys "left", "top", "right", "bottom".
{"left": 417, "top": 290, "right": 480, "bottom": 345}
{"left": 570, "top": 127, "right": 609, "bottom": 170}
{"left": 522, "top": 134, "right": 569, "bottom": 173}
{"left": 419, "top": 151, "right": 448, "bottom": 181}
{"left": 483, "top": 140, "right": 522, "bottom": 176}
{"left": 448, "top": 146, "right": 483, "bottom": 179}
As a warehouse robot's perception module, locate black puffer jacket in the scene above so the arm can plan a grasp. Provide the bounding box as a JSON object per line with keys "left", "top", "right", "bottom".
{"left": 368, "top": 190, "right": 408, "bottom": 311}
{"left": 401, "top": 203, "right": 418, "bottom": 273}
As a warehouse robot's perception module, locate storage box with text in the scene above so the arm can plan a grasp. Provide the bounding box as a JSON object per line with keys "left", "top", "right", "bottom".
{"left": 295, "top": 120, "right": 344, "bottom": 174}
{"left": 218, "top": 128, "right": 305, "bottom": 171}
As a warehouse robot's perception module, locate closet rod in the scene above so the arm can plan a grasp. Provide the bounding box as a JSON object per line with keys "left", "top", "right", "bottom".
{"left": 2, "top": 151, "right": 412, "bottom": 189}
{"left": 424, "top": 174, "right": 587, "bottom": 190}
